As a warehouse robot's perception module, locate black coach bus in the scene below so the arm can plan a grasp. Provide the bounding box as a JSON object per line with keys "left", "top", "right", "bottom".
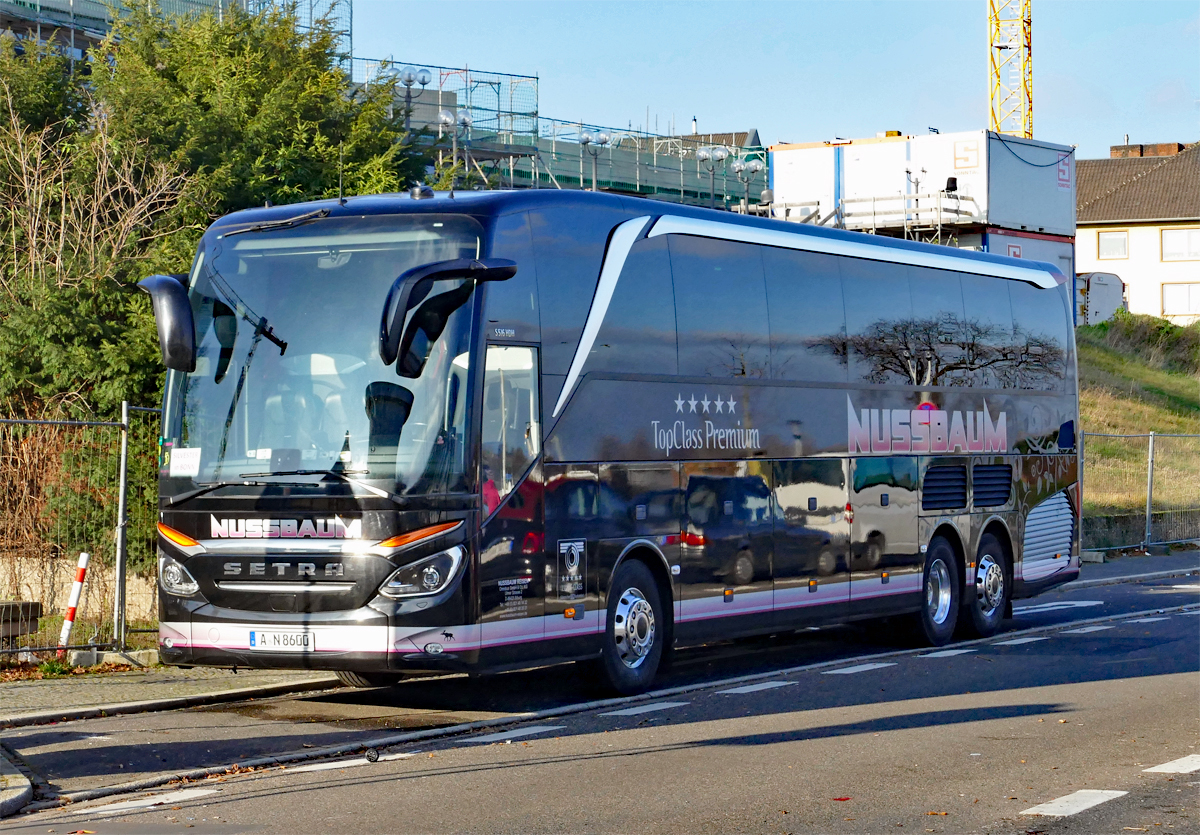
{"left": 141, "top": 189, "right": 1080, "bottom": 694}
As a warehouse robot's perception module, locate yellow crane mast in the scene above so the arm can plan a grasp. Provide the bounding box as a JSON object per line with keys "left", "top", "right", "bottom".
{"left": 988, "top": 0, "right": 1033, "bottom": 138}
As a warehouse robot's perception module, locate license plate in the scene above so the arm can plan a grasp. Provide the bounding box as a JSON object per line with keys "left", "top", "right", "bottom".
{"left": 249, "top": 630, "right": 315, "bottom": 652}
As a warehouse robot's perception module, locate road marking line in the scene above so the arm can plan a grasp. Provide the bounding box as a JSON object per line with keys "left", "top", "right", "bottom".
{"left": 78, "top": 789, "right": 221, "bottom": 815}
{"left": 821, "top": 662, "right": 897, "bottom": 675}
{"left": 1180, "top": 610, "right": 1200, "bottom": 615}
{"left": 1061, "top": 625, "right": 1114, "bottom": 634}
{"left": 994, "top": 636, "right": 1048, "bottom": 646}
{"left": 469, "top": 725, "right": 566, "bottom": 743}
{"left": 600, "top": 701, "right": 690, "bottom": 717}
{"left": 1144, "top": 754, "right": 1200, "bottom": 774}
{"left": 1125, "top": 617, "right": 1170, "bottom": 623}
{"left": 287, "top": 752, "right": 419, "bottom": 773}
{"left": 1021, "top": 789, "right": 1127, "bottom": 817}
{"left": 1167, "top": 584, "right": 1200, "bottom": 590}
{"left": 919, "top": 649, "right": 976, "bottom": 658}
{"left": 1013, "top": 600, "right": 1104, "bottom": 615}
{"left": 716, "top": 681, "right": 796, "bottom": 695}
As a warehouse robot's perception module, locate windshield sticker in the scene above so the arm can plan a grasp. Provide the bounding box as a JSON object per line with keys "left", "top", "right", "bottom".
{"left": 169, "top": 447, "right": 202, "bottom": 478}
{"left": 210, "top": 515, "right": 362, "bottom": 539}
{"left": 847, "top": 396, "right": 1008, "bottom": 455}
{"left": 651, "top": 392, "right": 761, "bottom": 457}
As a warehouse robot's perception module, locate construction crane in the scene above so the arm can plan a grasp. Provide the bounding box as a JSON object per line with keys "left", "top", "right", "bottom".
{"left": 988, "top": 0, "right": 1033, "bottom": 138}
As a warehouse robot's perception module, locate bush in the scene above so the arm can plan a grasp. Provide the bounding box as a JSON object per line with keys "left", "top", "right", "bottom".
{"left": 1078, "top": 310, "right": 1200, "bottom": 376}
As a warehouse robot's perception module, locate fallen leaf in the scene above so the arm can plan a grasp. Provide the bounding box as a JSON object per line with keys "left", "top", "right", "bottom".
{"left": 833, "top": 797, "right": 851, "bottom": 802}
{"left": 67, "top": 831, "right": 96, "bottom": 834}
{"left": 1058, "top": 719, "right": 1067, "bottom": 724}
{"left": 925, "top": 811, "right": 948, "bottom": 816}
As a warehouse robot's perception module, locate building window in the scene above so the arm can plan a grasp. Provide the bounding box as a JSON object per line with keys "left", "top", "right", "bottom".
{"left": 1162, "top": 284, "right": 1200, "bottom": 316}
{"left": 1162, "top": 228, "right": 1200, "bottom": 262}
{"left": 1098, "top": 230, "right": 1127, "bottom": 259}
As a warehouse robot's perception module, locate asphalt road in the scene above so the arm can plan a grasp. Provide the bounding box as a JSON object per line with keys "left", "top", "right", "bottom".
{"left": 4, "top": 574, "right": 1197, "bottom": 834}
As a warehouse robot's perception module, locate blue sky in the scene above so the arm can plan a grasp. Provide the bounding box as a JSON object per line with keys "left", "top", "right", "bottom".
{"left": 353, "top": 0, "right": 1199, "bottom": 160}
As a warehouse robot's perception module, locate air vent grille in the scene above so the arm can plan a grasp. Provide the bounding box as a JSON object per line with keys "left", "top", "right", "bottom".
{"left": 973, "top": 464, "right": 1013, "bottom": 507}
{"left": 922, "top": 465, "right": 967, "bottom": 511}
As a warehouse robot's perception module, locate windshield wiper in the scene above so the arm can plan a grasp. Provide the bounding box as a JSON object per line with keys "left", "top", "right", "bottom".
{"left": 222, "top": 208, "right": 331, "bottom": 238}
{"left": 238, "top": 469, "right": 405, "bottom": 504}
{"left": 166, "top": 480, "right": 288, "bottom": 506}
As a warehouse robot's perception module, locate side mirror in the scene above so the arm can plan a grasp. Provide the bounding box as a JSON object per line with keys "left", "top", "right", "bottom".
{"left": 380, "top": 258, "right": 517, "bottom": 366}
{"left": 138, "top": 275, "right": 196, "bottom": 372}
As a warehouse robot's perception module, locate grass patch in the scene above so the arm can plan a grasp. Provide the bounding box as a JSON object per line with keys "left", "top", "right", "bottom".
{"left": 1078, "top": 319, "right": 1200, "bottom": 524}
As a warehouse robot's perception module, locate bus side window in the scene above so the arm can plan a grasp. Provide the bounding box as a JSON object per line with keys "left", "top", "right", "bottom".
{"left": 669, "top": 236, "right": 771, "bottom": 379}
{"left": 839, "top": 257, "right": 915, "bottom": 385}
{"left": 959, "top": 273, "right": 1016, "bottom": 388}
{"left": 762, "top": 247, "right": 848, "bottom": 384}
{"left": 481, "top": 345, "right": 540, "bottom": 513}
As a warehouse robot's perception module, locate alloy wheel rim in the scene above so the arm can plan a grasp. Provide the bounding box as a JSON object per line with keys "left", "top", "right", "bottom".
{"left": 925, "top": 559, "right": 953, "bottom": 625}
{"left": 976, "top": 553, "right": 1005, "bottom": 615}
{"left": 613, "top": 587, "right": 656, "bottom": 669}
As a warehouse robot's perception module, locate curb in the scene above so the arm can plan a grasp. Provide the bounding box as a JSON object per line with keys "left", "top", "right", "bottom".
{"left": 0, "top": 745, "right": 33, "bottom": 818}
{"left": 1060, "top": 567, "right": 1199, "bottom": 591}
{"left": 16, "top": 600, "right": 1199, "bottom": 817}
{"left": 0, "top": 675, "right": 341, "bottom": 730}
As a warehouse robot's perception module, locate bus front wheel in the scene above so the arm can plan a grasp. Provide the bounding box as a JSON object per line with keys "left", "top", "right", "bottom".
{"left": 600, "top": 560, "right": 666, "bottom": 695}
{"left": 915, "top": 536, "right": 959, "bottom": 646}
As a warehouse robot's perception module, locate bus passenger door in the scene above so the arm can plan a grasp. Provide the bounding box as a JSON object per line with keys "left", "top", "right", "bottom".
{"left": 848, "top": 457, "right": 922, "bottom": 617}
{"left": 477, "top": 345, "right": 546, "bottom": 665}
{"left": 678, "top": 462, "right": 774, "bottom": 642}
{"left": 771, "top": 459, "right": 851, "bottom": 628}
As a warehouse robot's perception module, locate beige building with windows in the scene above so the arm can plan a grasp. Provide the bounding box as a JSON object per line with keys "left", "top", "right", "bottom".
{"left": 1076, "top": 142, "right": 1200, "bottom": 324}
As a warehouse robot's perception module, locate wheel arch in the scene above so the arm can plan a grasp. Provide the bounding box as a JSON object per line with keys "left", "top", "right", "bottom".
{"left": 979, "top": 516, "right": 1015, "bottom": 581}
{"left": 610, "top": 540, "right": 675, "bottom": 638}
{"left": 929, "top": 522, "right": 967, "bottom": 597}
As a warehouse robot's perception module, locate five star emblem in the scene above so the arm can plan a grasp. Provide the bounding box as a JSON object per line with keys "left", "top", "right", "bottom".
{"left": 674, "top": 393, "right": 740, "bottom": 417}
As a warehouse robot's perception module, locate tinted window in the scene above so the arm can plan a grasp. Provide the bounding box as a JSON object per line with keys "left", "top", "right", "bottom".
{"left": 959, "top": 273, "right": 1016, "bottom": 388}
{"left": 1006, "top": 281, "right": 1069, "bottom": 391}
{"left": 589, "top": 236, "right": 677, "bottom": 376}
{"left": 762, "top": 248, "right": 848, "bottom": 383}
{"left": 669, "top": 236, "right": 771, "bottom": 378}
{"left": 484, "top": 212, "right": 540, "bottom": 342}
{"left": 839, "top": 257, "right": 914, "bottom": 384}
{"left": 906, "top": 267, "right": 969, "bottom": 387}
{"left": 529, "top": 206, "right": 626, "bottom": 376}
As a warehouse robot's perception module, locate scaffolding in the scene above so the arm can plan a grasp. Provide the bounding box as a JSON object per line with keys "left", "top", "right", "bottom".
{"left": 247, "top": 0, "right": 351, "bottom": 66}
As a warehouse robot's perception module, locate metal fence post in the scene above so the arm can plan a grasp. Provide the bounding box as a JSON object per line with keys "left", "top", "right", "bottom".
{"left": 113, "top": 400, "right": 130, "bottom": 651}
{"left": 1144, "top": 430, "right": 1156, "bottom": 549}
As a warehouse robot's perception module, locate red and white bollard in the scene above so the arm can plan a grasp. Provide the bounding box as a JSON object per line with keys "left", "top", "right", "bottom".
{"left": 56, "top": 552, "right": 90, "bottom": 659}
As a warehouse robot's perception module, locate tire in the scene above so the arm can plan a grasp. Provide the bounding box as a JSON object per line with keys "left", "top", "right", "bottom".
{"left": 600, "top": 560, "right": 666, "bottom": 695}
{"left": 962, "top": 532, "right": 1010, "bottom": 638}
{"left": 335, "top": 670, "right": 401, "bottom": 688}
{"left": 914, "top": 536, "right": 960, "bottom": 646}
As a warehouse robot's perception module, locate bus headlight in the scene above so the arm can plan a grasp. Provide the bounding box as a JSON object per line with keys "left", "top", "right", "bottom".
{"left": 159, "top": 553, "right": 200, "bottom": 597}
{"left": 379, "top": 545, "right": 465, "bottom": 598}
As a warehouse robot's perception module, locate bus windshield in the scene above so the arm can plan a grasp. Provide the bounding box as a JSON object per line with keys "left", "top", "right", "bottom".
{"left": 163, "top": 213, "right": 483, "bottom": 495}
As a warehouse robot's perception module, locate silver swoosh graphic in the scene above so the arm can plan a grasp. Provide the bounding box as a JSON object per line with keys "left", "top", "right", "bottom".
{"left": 551, "top": 215, "right": 652, "bottom": 418}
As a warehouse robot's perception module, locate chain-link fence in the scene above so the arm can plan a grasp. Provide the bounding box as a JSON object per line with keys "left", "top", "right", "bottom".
{"left": 0, "top": 403, "right": 160, "bottom": 662}
{"left": 1081, "top": 431, "right": 1200, "bottom": 550}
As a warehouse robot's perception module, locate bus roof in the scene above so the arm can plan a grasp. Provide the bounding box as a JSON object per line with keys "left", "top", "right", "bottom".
{"left": 207, "top": 190, "right": 1066, "bottom": 289}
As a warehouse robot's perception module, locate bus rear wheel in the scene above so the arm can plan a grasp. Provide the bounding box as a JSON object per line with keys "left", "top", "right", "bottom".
{"left": 600, "top": 560, "right": 665, "bottom": 695}
{"left": 335, "top": 670, "right": 402, "bottom": 688}
{"left": 914, "top": 536, "right": 960, "bottom": 646}
{"left": 962, "top": 532, "right": 1009, "bottom": 638}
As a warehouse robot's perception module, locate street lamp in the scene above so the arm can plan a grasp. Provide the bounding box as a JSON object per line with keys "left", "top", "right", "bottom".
{"left": 731, "top": 159, "right": 764, "bottom": 212}
{"left": 398, "top": 66, "right": 432, "bottom": 134}
{"left": 438, "top": 108, "right": 474, "bottom": 186}
{"left": 696, "top": 146, "right": 729, "bottom": 210}
{"left": 580, "top": 129, "right": 610, "bottom": 192}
